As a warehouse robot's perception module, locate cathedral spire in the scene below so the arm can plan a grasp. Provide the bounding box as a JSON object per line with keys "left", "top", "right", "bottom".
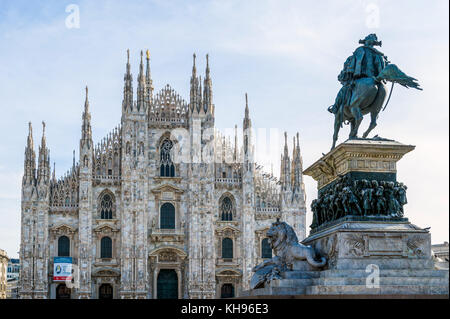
{"left": 137, "top": 50, "right": 147, "bottom": 113}
{"left": 198, "top": 76, "right": 203, "bottom": 113}
{"left": 84, "top": 85, "right": 89, "bottom": 113}
{"left": 243, "top": 93, "right": 251, "bottom": 130}
{"left": 243, "top": 93, "right": 253, "bottom": 169}
{"left": 27, "top": 122, "right": 34, "bottom": 152}
{"left": 190, "top": 53, "right": 200, "bottom": 113}
{"left": 41, "top": 121, "right": 46, "bottom": 149}
{"left": 81, "top": 86, "right": 92, "bottom": 148}
{"left": 23, "top": 122, "right": 36, "bottom": 185}
{"left": 122, "top": 49, "right": 133, "bottom": 112}
{"left": 203, "top": 54, "right": 213, "bottom": 114}
{"left": 292, "top": 132, "right": 303, "bottom": 192}
{"left": 280, "top": 132, "right": 291, "bottom": 191}
{"left": 37, "top": 121, "right": 50, "bottom": 184}
{"left": 192, "top": 53, "right": 197, "bottom": 76}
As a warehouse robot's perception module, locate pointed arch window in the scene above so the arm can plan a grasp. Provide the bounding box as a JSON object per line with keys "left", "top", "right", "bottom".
{"left": 100, "top": 193, "right": 114, "bottom": 219}
{"left": 100, "top": 236, "right": 112, "bottom": 259}
{"left": 160, "top": 139, "right": 175, "bottom": 177}
{"left": 220, "top": 197, "right": 233, "bottom": 221}
{"left": 160, "top": 203, "right": 175, "bottom": 229}
{"left": 58, "top": 236, "right": 70, "bottom": 257}
{"left": 261, "top": 238, "right": 272, "bottom": 258}
{"left": 222, "top": 237, "right": 233, "bottom": 259}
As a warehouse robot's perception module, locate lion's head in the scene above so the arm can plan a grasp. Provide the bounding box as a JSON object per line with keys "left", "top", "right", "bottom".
{"left": 266, "top": 221, "right": 299, "bottom": 252}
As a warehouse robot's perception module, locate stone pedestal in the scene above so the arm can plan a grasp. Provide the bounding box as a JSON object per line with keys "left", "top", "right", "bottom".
{"left": 242, "top": 139, "right": 448, "bottom": 297}
{"left": 299, "top": 220, "right": 448, "bottom": 295}
{"left": 303, "top": 138, "right": 415, "bottom": 192}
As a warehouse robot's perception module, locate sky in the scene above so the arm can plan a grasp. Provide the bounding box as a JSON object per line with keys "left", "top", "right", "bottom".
{"left": 0, "top": 0, "right": 448, "bottom": 258}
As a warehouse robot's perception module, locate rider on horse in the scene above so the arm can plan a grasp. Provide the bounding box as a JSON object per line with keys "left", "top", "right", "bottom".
{"left": 352, "top": 33, "right": 387, "bottom": 79}
{"left": 329, "top": 34, "right": 387, "bottom": 118}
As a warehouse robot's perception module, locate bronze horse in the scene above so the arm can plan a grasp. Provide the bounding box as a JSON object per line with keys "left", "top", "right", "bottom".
{"left": 329, "top": 63, "right": 422, "bottom": 150}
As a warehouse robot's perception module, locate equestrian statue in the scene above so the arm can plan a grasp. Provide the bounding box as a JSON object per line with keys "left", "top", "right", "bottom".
{"left": 329, "top": 34, "right": 422, "bottom": 150}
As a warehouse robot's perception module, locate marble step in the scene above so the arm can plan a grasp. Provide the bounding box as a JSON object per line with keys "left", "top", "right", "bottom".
{"left": 270, "top": 278, "right": 313, "bottom": 288}
{"left": 306, "top": 284, "right": 449, "bottom": 295}
{"left": 240, "top": 286, "right": 308, "bottom": 297}
{"left": 283, "top": 271, "right": 322, "bottom": 279}
{"left": 334, "top": 259, "right": 435, "bottom": 270}
{"left": 312, "top": 276, "right": 448, "bottom": 286}
{"left": 319, "top": 269, "right": 448, "bottom": 278}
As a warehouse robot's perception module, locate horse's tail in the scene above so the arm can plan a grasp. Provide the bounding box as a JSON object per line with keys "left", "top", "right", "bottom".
{"left": 378, "top": 64, "right": 422, "bottom": 90}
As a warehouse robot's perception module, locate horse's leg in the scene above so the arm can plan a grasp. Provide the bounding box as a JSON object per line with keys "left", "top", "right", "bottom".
{"left": 331, "top": 113, "right": 341, "bottom": 149}
{"left": 349, "top": 119, "right": 355, "bottom": 139}
{"left": 362, "top": 110, "right": 377, "bottom": 139}
{"left": 362, "top": 84, "right": 387, "bottom": 138}
{"left": 349, "top": 107, "right": 362, "bottom": 139}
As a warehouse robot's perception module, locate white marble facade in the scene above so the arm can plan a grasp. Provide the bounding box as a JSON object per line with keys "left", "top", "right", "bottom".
{"left": 19, "top": 51, "right": 306, "bottom": 299}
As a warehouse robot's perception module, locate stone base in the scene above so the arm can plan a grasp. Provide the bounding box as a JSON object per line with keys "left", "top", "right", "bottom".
{"left": 242, "top": 220, "right": 449, "bottom": 297}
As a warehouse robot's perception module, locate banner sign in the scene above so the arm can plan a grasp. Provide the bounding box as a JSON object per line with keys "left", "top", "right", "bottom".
{"left": 53, "top": 257, "right": 73, "bottom": 282}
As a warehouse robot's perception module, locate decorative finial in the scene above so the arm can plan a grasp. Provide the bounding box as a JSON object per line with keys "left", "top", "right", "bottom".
{"left": 146, "top": 49, "right": 150, "bottom": 60}
{"left": 42, "top": 121, "right": 46, "bottom": 135}
{"left": 28, "top": 121, "right": 32, "bottom": 133}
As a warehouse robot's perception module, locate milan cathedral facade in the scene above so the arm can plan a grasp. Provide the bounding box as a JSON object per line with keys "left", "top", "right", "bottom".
{"left": 19, "top": 51, "right": 306, "bottom": 299}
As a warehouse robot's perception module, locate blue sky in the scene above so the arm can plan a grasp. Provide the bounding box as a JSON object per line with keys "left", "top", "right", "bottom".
{"left": 0, "top": 0, "right": 448, "bottom": 258}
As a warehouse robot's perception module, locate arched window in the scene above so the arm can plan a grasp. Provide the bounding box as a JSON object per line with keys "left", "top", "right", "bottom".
{"left": 100, "top": 237, "right": 112, "bottom": 259}
{"left": 58, "top": 236, "right": 70, "bottom": 257}
{"left": 100, "top": 193, "right": 113, "bottom": 219}
{"left": 261, "top": 238, "right": 272, "bottom": 259}
{"left": 160, "top": 203, "right": 175, "bottom": 229}
{"left": 221, "top": 284, "right": 235, "bottom": 298}
{"left": 160, "top": 139, "right": 175, "bottom": 177}
{"left": 222, "top": 238, "right": 233, "bottom": 259}
{"left": 221, "top": 197, "right": 233, "bottom": 221}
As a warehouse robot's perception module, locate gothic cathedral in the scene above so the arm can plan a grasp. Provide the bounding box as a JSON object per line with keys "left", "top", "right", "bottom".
{"left": 19, "top": 50, "right": 306, "bottom": 299}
